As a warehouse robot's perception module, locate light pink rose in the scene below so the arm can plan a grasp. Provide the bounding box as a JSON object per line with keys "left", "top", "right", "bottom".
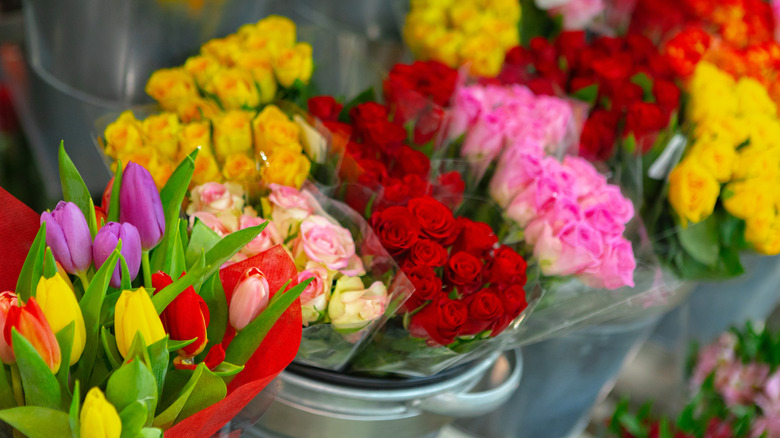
{"left": 579, "top": 236, "right": 636, "bottom": 289}
{"left": 267, "top": 184, "right": 315, "bottom": 240}
{"left": 293, "top": 215, "right": 362, "bottom": 274}
{"left": 692, "top": 333, "right": 737, "bottom": 386}
{"left": 328, "top": 277, "right": 388, "bottom": 331}
{"left": 237, "top": 215, "right": 282, "bottom": 257}
{"left": 549, "top": 0, "right": 605, "bottom": 30}
{"left": 757, "top": 371, "right": 780, "bottom": 416}
{"left": 580, "top": 185, "right": 634, "bottom": 225}
{"left": 461, "top": 111, "right": 506, "bottom": 166}
{"left": 524, "top": 197, "right": 581, "bottom": 244}
{"left": 534, "top": 220, "right": 604, "bottom": 276}
{"left": 715, "top": 361, "right": 769, "bottom": 407}
{"left": 298, "top": 262, "right": 332, "bottom": 325}
{"left": 583, "top": 203, "right": 624, "bottom": 237}
{"left": 535, "top": 96, "right": 574, "bottom": 148}
{"left": 448, "top": 86, "right": 487, "bottom": 140}
{"left": 562, "top": 156, "right": 607, "bottom": 199}
{"left": 490, "top": 147, "right": 544, "bottom": 207}
{"left": 187, "top": 182, "right": 245, "bottom": 216}
{"left": 268, "top": 183, "right": 314, "bottom": 212}
{"left": 189, "top": 211, "right": 231, "bottom": 237}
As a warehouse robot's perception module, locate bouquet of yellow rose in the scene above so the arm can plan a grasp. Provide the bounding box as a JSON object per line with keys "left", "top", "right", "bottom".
{"left": 0, "top": 145, "right": 310, "bottom": 437}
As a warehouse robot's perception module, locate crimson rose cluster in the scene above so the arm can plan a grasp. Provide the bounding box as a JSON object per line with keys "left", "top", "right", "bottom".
{"left": 496, "top": 31, "right": 681, "bottom": 161}
{"left": 371, "top": 196, "right": 529, "bottom": 346}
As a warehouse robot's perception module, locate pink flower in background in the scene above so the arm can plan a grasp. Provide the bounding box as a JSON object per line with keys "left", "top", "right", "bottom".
{"left": 562, "top": 156, "right": 608, "bottom": 199}
{"left": 489, "top": 148, "right": 544, "bottom": 207}
{"left": 534, "top": 221, "right": 605, "bottom": 276}
{"left": 715, "top": 362, "right": 770, "bottom": 407}
{"left": 579, "top": 237, "right": 636, "bottom": 289}
{"left": 189, "top": 211, "right": 231, "bottom": 236}
{"left": 693, "top": 333, "right": 737, "bottom": 386}
{"left": 268, "top": 183, "right": 314, "bottom": 213}
{"left": 461, "top": 111, "right": 506, "bottom": 165}
{"left": 238, "top": 215, "right": 283, "bottom": 257}
{"left": 293, "top": 215, "right": 362, "bottom": 275}
{"left": 447, "top": 86, "right": 487, "bottom": 140}
{"left": 187, "top": 182, "right": 244, "bottom": 216}
{"left": 580, "top": 185, "right": 635, "bottom": 225}
{"left": 535, "top": 96, "right": 575, "bottom": 147}
{"left": 549, "top": 0, "right": 605, "bottom": 30}
{"left": 298, "top": 263, "right": 333, "bottom": 325}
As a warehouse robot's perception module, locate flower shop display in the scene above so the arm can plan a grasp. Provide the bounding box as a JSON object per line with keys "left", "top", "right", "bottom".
{"left": 0, "top": 145, "right": 310, "bottom": 437}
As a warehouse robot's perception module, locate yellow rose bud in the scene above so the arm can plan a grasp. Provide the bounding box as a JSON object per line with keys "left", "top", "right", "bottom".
{"left": 484, "top": 0, "right": 521, "bottom": 23}
{"left": 744, "top": 114, "right": 780, "bottom": 149}
{"left": 688, "top": 63, "right": 738, "bottom": 123}
{"left": 449, "top": 3, "right": 485, "bottom": 35}
{"left": 252, "top": 15, "right": 297, "bottom": 51}
{"left": 114, "top": 287, "right": 166, "bottom": 358}
{"left": 723, "top": 178, "right": 775, "bottom": 221}
{"left": 183, "top": 54, "right": 221, "bottom": 87}
{"left": 145, "top": 68, "right": 198, "bottom": 110}
{"left": 328, "top": 276, "right": 388, "bottom": 332}
{"left": 81, "top": 387, "right": 121, "bottom": 438}
{"left": 694, "top": 117, "right": 748, "bottom": 146}
{"left": 179, "top": 121, "right": 214, "bottom": 161}
{"left": 192, "top": 153, "right": 224, "bottom": 187}
{"left": 213, "top": 110, "right": 253, "bottom": 162}
{"left": 36, "top": 275, "right": 86, "bottom": 366}
{"left": 261, "top": 149, "right": 311, "bottom": 189}
{"left": 253, "top": 111, "right": 302, "bottom": 157}
{"left": 142, "top": 112, "right": 181, "bottom": 160}
{"left": 667, "top": 158, "right": 720, "bottom": 227}
{"left": 103, "top": 111, "right": 144, "bottom": 159}
{"left": 459, "top": 34, "right": 505, "bottom": 77}
{"left": 744, "top": 208, "right": 776, "bottom": 249}
{"left": 687, "top": 138, "right": 736, "bottom": 183}
{"left": 222, "top": 153, "right": 257, "bottom": 182}
{"left": 425, "top": 31, "right": 464, "bottom": 67}
{"left": 205, "top": 67, "right": 260, "bottom": 111}
{"left": 173, "top": 97, "right": 219, "bottom": 124}
{"left": 200, "top": 35, "right": 242, "bottom": 65}
{"left": 232, "top": 52, "right": 277, "bottom": 104}
{"left": 273, "top": 42, "right": 313, "bottom": 88}
{"left": 481, "top": 16, "right": 520, "bottom": 50}
{"left": 736, "top": 77, "right": 777, "bottom": 116}
{"left": 734, "top": 145, "right": 780, "bottom": 180}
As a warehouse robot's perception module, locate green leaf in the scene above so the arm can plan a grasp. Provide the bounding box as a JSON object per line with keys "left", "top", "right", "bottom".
{"left": 167, "top": 338, "right": 197, "bottom": 353}
{"left": 153, "top": 366, "right": 202, "bottom": 429}
{"left": 107, "top": 159, "right": 124, "bottom": 223}
{"left": 58, "top": 143, "right": 95, "bottom": 236}
{"left": 338, "top": 88, "right": 375, "bottom": 123}
{"left": 106, "top": 358, "right": 158, "bottom": 427}
{"left": 169, "top": 219, "right": 186, "bottom": 279}
{"left": 0, "top": 361, "right": 15, "bottom": 409}
{"left": 572, "top": 84, "right": 599, "bottom": 104}
{"left": 519, "top": 0, "right": 559, "bottom": 46}
{"left": 118, "top": 401, "right": 148, "bottom": 438}
{"left": 0, "top": 406, "right": 72, "bottom": 438}
{"left": 12, "top": 329, "right": 62, "bottom": 409}
{"left": 175, "top": 364, "right": 226, "bottom": 423}
{"left": 16, "top": 225, "right": 46, "bottom": 302}
{"left": 123, "top": 332, "right": 152, "bottom": 368}
{"left": 119, "top": 252, "right": 132, "bottom": 290}
{"left": 43, "top": 247, "right": 58, "bottom": 279}
{"left": 199, "top": 274, "right": 228, "bottom": 350}
{"left": 210, "top": 361, "right": 244, "bottom": 377}
{"left": 185, "top": 219, "right": 221, "bottom": 270}
{"left": 68, "top": 380, "right": 80, "bottom": 438}
{"left": 678, "top": 217, "right": 719, "bottom": 267}
{"left": 151, "top": 149, "right": 197, "bottom": 274}
{"left": 77, "top": 247, "right": 120, "bottom": 384}
{"left": 225, "top": 278, "right": 311, "bottom": 367}
{"left": 100, "top": 327, "right": 123, "bottom": 370}
{"left": 153, "top": 224, "right": 267, "bottom": 313}
{"left": 54, "top": 322, "right": 74, "bottom": 396}
{"left": 86, "top": 197, "right": 98, "bottom": 239}
{"left": 138, "top": 428, "right": 163, "bottom": 438}
{"left": 147, "top": 338, "right": 170, "bottom": 410}
{"left": 631, "top": 72, "right": 655, "bottom": 100}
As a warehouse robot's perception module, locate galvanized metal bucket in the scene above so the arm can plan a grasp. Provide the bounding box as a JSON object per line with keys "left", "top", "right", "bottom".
{"left": 248, "top": 350, "right": 522, "bottom": 438}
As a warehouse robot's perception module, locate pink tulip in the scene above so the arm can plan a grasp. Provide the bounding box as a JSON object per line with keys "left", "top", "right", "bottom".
{"left": 229, "top": 267, "right": 270, "bottom": 331}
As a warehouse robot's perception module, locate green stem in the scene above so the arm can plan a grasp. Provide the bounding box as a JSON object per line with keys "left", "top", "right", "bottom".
{"left": 142, "top": 251, "right": 152, "bottom": 289}
{"left": 76, "top": 272, "right": 90, "bottom": 297}
{"left": 9, "top": 364, "right": 23, "bottom": 407}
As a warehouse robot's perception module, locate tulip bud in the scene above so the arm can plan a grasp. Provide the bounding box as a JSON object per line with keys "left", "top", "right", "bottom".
{"left": 328, "top": 277, "right": 388, "bottom": 332}
{"left": 40, "top": 201, "right": 93, "bottom": 275}
{"left": 119, "top": 162, "right": 165, "bottom": 251}
{"left": 153, "top": 272, "right": 210, "bottom": 358}
{"left": 229, "top": 267, "right": 270, "bottom": 331}
{"left": 0, "top": 291, "right": 18, "bottom": 363}
{"left": 4, "top": 297, "right": 61, "bottom": 373}
{"left": 36, "top": 275, "right": 87, "bottom": 365}
{"left": 80, "top": 387, "right": 122, "bottom": 438}
{"left": 93, "top": 222, "right": 142, "bottom": 288}
{"left": 114, "top": 287, "right": 166, "bottom": 358}
{"left": 94, "top": 206, "right": 107, "bottom": 230}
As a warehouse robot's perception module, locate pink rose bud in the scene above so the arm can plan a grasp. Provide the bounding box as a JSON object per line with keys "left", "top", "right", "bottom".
{"left": 238, "top": 215, "right": 282, "bottom": 257}
{"left": 187, "top": 182, "right": 245, "bottom": 216}
{"left": 229, "top": 267, "right": 270, "bottom": 331}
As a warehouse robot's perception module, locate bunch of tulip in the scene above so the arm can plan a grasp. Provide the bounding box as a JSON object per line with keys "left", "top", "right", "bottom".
{"left": 403, "top": 0, "right": 521, "bottom": 77}
{"left": 102, "top": 103, "right": 313, "bottom": 191}
{"left": 0, "top": 145, "right": 309, "bottom": 437}
{"left": 185, "top": 180, "right": 408, "bottom": 370}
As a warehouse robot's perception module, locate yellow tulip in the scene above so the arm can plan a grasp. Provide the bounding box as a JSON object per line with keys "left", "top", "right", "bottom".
{"left": 667, "top": 158, "right": 720, "bottom": 227}
{"left": 36, "top": 275, "right": 86, "bottom": 366}
{"left": 273, "top": 42, "right": 313, "bottom": 88}
{"left": 114, "top": 287, "right": 166, "bottom": 358}
{"left": 80, "top": 387, "right": 121, "bottom": 438}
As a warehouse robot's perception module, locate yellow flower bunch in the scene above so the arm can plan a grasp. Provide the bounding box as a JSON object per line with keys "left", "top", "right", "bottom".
{"left": 145, "top": 15, "right": 313, "bottom": 116}
{"left": 102, "top": 104, "right": 311, "bottom": 190}
{"left": 668, "top": 62, "right": 780, "bottom": 254}
{"left": 403, "top": 0, "right": 520, "bottom": 77}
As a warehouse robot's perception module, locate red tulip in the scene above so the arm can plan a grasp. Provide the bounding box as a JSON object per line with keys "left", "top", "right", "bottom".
{"left": 153, "top": 272, "right": 210, "bottom": 358}
{"left": 4, "top": 297, "right": 61, "bottom": 373}
{"left": 0, "top": 291, "right": 18, "bottom": 363}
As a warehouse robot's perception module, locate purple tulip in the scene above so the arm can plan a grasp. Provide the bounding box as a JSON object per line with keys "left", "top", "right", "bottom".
{"left": 119, "top": 162, "right": 165, "bottom": 251}
{"left": 40, "top": 201, "right": 92, "bottom": 274}
{"left": 93, "top": 222, "right": 142, "bottom": 288}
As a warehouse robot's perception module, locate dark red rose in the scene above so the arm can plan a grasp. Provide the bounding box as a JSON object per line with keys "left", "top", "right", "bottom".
{"left": 408, "top": 297, "right": 468, "bottom": 346}
{"left": 433, "top": 171, "right": 465, "bottom": 211}
{"left": 652, "top": 79, "right": 681, "bottom": 116}
{"left": 413, "top": 106, "right": 445, "bottom": 145}
{"left": 356, "top": 159, "right": 388, "bottom": 187}
{"left": 350, "top": 102, "right": 388, "bottom": 126}
{"left": 323, "top": 121, "right": 353, "bottom": 139}
{"left": 625, "top": 34, "right": 656, "bottom": 65}
{"left": 403, "top": 174, "right": 432, "bottom": 199}
{"left": 392, "top": 145, "right": 431, "bottom": 178}
{"left": 555, "top": 31, "right": 586, "bottom": 70}
{"left": 409, "top": 239, "right": 449, "bottom": 268}
{"left": 579, "top": 109, "right": 620, "bottom": 161}
{"left": 610, "top": 82, "right": 644, "bottom": 112}
{"left": 526, "top": 78, "right": 557, "bottom": 96}
{"left": 408, "top": 196, "right": 456, "bottom": 242}
{"left": 624, "top": 101, "right": 666, "bottom": 141}
{"left": 380, "top": 177, "right": 413, "bottom": 209}
{"left": 450, "top": 218, "right": 498, "bottom": 258}
{"left": 347, "top": 141, "right": 367, "bottom": 160}
{"left": 504, "top": 45, "right": 531, "bottom": 68}
{"left": 418, "top": 61, "right": 458, "bottom": 107}
{"left": 371, "top": 206, "right": 421, "bottom": 256}
{"left": 402, "top": 265, "right": 444, "bottom": 311}
{"left": 308, "top": 96, "right": 343, "bottom": 122}
{"left": 446, "top": 251, "right": 483, "bottom": 286}
{"left": 569, "top": 76, "right": 598, "bottom": 95}
{"left": 529, "top": 37, "right": 558, "bottom": 68}
{"left": 460, "top": 289, "right": 505, "bottom": 336}
{"left": 593, "top": 36, "right": 625, "bottom": 56}
{"left": 499, "top": 284, "right": 528, "bottom": 316}
{"left": 362, "top": 120, "right": 408, "bottom": 149}
{"left": 487, "top": 245, "right": 528, "bottom": 286}
{"left": 591, "top": 54, "right": 633, "bottom": 82}
{"left": 497, "top": 64, "right": 531, "bottom": 86}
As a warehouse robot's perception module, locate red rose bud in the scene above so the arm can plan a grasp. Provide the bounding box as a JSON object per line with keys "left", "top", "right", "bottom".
{"left": 499, "top": 284, "right": 528, "bottom": 317}
{"left": 153, "top": 271, "right": 210, "bottom": 358}
{"left": 403, "top": 265, "right": 444, "bottom": 312}
{"left": 433, "top": 171, "right": 466, "bottom": 211}
{"left": 307, "top": 96, "right": 343, "bottom": 122}
{"left": 350, "top": 102, "right": 389, "bottom": 133}
{"left": 4, "top": 297, "right": 61, "bottom": 373}
{"left": 392, "top": 145, "right": 431, "bottom": 178}
{"left": 487, "top": 246, "right": 528, "bottom": 286}
{"left": 446, "top": 251, "right": 483, "bottom": 287}
{"left": 371, "top": 206, "right": 421, "bottom": 256}
{"left": 450, "top": 218, "right": 498, "bottom": 258}
{"left": 610, "top": 82, "right": 644, "bottom": 112}
{"left": 579, "top": 109, "right": 620, "bottom": 162}
{"left": 504, "top": 45, "right": 532, "bottom": 67}
{"left": 555, "top": 31, "right": 587, "bottom": 70}
{"left": 363, "top": 121, "right": 407, "bottom": 150}
{"left": 409, "top": 239, "right": 448, "bottom": 268}
{"left": 460, "top": 290, "right": 505, "bottom": 336}
{"left": 408, "top": 196, "right": 456, "bottom": 242}
{"left": 413, "top": 106, "right": 445, "bottom": 145}
{"left": 408, "top": 297, "right": 468, "bottom": 346}
{"left": 652, "top": 79, "right": 681, "bottom": 116}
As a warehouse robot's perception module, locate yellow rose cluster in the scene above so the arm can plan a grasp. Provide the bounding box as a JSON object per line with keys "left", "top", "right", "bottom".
{"left": 145, "top": 15, "right": 313, "bottom": 119}
{"left": 102, "top": 104, "right": 311, "bottom": 190}
{"left": 403, "top": 0, "right": 520, "bottom": 77}
{"left": 668, "top": 62, "right": 780, "bottom": 254}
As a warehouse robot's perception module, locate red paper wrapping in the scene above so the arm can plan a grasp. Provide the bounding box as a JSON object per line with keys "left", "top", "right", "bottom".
{"left": 0, "top": 186, "right": 40, "bottom": 292}
{"left": 165, "top": 245, "right": 301, "bottom": 437}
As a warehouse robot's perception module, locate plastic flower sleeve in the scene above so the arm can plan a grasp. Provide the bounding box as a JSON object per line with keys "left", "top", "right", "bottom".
{"left": 292, "top": 182, "right": 414, "bottom": 371}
